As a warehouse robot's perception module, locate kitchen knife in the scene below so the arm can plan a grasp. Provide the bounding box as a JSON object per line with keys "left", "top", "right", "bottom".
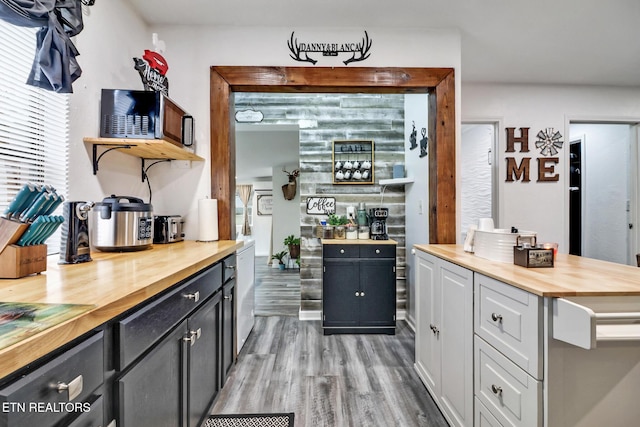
{"left": 13, "top": 185, "right": 46, "bottom": 219}
{"left": 42, "top": 194, "right": 64, "bottom": 215}
{"left": 3, "top": 183, "right": 37, "bottom": 219}
{"left": 26, "top": 216, "right": 53, "bottom": 246}
{"left": 34, "top": 216, "right": 64, "bottom": 245}
{"left": 16, "top": 216, "right": 47, "bottom": 246}
{"left": 20, "top": 192, "right": 52, "bottom": 223}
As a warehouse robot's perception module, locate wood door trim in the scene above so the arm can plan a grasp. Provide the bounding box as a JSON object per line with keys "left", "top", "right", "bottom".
{"left": 209, "top": 66, "right": 456, "bottom": 243}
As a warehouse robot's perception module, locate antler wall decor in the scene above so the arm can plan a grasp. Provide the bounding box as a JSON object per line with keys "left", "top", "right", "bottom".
{"left": 282, "top": 167, "right": 300, "bottom": 200}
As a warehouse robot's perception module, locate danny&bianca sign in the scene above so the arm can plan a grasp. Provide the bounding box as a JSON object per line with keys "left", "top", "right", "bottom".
{"left": 287, "top": 31, "right": 372, "bottom": 65}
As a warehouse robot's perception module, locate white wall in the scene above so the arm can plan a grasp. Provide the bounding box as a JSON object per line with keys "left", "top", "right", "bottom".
{"left": 251, "top": 184, "right": 272, "bottom": 257}
{"left": 272, "top": 163, "right": 301, "bottom": 261}
{"left": 462, "top": 83, "right": 640, "bottom": 251}
{"left": 404, "top": 94, "right": 429, "bottom": 326}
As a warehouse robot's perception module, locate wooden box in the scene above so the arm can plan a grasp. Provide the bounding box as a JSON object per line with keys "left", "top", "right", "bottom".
{"left": 513, "top": 245, "right": 554, "bottom": 268}
{"left": 0, "top": 244, "right": 48, "bottom": 278}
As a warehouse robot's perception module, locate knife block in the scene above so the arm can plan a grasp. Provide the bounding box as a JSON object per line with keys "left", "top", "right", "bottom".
{"left": 0, "top": 244, "right": 48, "bottom": 278}
{"left": 0, "top": 218, "right": 47, "bottom": 278}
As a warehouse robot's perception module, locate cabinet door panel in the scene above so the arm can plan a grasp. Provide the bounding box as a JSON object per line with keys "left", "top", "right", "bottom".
{"left": 221, "top": 279, "right": 235, "bottom": 387}
{"left": 322, "top": 259, "right": 360, "bottom": 326}
{"left": 414, "top": 251, "right": 440, "bottom": 396}
{"left": 188, "top": 293, "right": 222, "bottom": 427}
{"left": 439, "top": 260, "right": 473, "bottom": 427}
{"left": 117, "top": 321, "right": 188, "bottom": 427}
{"left": 359, "top": 259, "right": 395, "bottom": 326}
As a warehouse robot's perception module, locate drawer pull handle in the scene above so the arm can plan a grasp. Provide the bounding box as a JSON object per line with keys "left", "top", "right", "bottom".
{"left": 491, "top": 384, "right": 503, "bottom": 396}
{"left": 491, "top": 313, "right": 503, "bottom": 323}
{"left": 53, "top": 374, "right": 83, "bottom": 401}
{"left": 183, "top": 291, "right": 200, "bottom": 302}
{"left": 226, "top": 265, "right": 236, "bottom": 270}
{"left": 340, "top": 249, "right": 345, "bottom": 254}
{"left": 224, "top": 294, "right": 233, "bottom": 302}
{"left": 375, "top": 249, "right": 380, "bottom": 254}
{"left": 184, "top": 328, "right": 201, "bottom": 346}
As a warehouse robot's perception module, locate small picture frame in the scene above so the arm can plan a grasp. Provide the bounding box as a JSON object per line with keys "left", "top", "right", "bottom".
{"left": 256, "top": 194, "right": 273, "bottom": 216}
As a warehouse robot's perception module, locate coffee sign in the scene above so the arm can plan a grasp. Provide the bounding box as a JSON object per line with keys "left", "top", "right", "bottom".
{"left": 306, "top": 197, "right": 336, "bottom": 215}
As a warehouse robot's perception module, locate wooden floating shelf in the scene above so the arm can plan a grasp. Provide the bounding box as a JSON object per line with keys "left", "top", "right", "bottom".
{"left": 83, "top": 137, "right": 204, "bottom": 161}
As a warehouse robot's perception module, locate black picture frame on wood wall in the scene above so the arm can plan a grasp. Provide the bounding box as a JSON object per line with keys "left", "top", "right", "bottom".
{"left": 332, "top": 140, "right": 374, "bottom": 185}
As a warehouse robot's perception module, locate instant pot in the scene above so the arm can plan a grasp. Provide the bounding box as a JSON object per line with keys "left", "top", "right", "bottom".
{"left": 91, "top": 195, "right": 153, "bottom": 251}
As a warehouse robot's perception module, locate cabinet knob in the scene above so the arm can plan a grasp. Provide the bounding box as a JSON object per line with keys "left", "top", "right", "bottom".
{"left": 360, "top": 291, "right": 365, "bottom": 297}
{"left": 491, "top": 313, "right": 503, "bottom": 323}
{"left": 224, "top": 294, "right": 233, "bottom": 302}
{"left": 226, "top": 265, "right": 236, "bottom": 270}
{"left": 340, "top": 249, "right": 345, "bottom": 254}
{"left": 491, "top": 384, "right": 503, "bottom": 396}
{"left": 355, "top": 292, "right": 360, "bottom": 297}
{"left": 429, "top": 324, "right": 439, "bottom": 335}
{"left": 375, "top": 249, "right": 380, "bottom": 254}
{"left": 183, "top": 291, "right": 200, "bottom": 303}
{"left": 52, "top": 374, "right": 83, "bottom": 401}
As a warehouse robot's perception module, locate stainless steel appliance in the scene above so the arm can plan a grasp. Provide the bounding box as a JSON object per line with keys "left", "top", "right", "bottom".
{"left": 99, "top": 89, "right": 194, "bottom": 147}
{"left": 91, "top": 195, "right": 153, "bottom": 251}
{"left": 368, "top": 207, "right": 389, "bottom": 240}
{"left": 153, "top": 215, "right": 185, "bottom": 243}
{"left": 59, "top": 201, "right": 95, "bottom": 264}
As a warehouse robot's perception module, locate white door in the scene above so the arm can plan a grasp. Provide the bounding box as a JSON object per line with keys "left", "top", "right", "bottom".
{"left": 461, "top": 123, "right": 497, "bottom": 237}
{"left": 414, "top": 251, "right": 441, "bottom": 397}
{"left": 439, "top": 260, "right": 474, "bottom": 427}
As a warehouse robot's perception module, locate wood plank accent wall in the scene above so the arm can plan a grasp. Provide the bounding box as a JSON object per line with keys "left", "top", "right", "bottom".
{"left": 209, "top": 66, "right": 456, "bottom": 313}
{"left": 235, "top": 93, "right": 405, "bottom": 312}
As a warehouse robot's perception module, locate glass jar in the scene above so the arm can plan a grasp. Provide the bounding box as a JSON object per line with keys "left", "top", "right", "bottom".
{"left": 322, "top": 225, "right": 334, "bottom": 239}
{"left": 346, "top": 224, "right": 358, "bottom": 240}
{"left": 358, "top": 226, "right": 370, "bottom": 240}
{"left": 334, "top": 225, "right": 346, "bottom": 239}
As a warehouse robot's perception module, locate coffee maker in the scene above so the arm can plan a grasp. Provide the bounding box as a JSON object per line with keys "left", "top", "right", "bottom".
{"left": 59, "top": 201, "right": 95, "bottom": 264}
{"left": 368, "top": 207, "right": 389, "bottom": 240}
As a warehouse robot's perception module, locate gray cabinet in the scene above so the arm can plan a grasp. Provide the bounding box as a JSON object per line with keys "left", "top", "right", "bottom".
{"left": 221, "top": 253, "right": 236, "bottom": 387}
{"left": 322, "top": 243, "right": 396, "bottom": 334}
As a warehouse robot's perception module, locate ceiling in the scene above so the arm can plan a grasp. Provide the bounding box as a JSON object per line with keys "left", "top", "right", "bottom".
{"left": 126, "top": 0, "right": 640, "bottom": 87}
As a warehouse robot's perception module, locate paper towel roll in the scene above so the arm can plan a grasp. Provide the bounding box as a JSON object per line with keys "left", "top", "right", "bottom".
{"left": 198, "top": 198, "right": 219, "bottom": 241}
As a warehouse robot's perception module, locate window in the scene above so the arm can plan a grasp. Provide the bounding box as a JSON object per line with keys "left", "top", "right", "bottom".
{"left": 0, "top": 20, "right": 70, "bottom": 251}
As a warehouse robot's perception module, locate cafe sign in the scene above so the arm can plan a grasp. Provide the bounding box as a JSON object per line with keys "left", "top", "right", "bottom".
{"left": 287, "top": 31, "right": 372, "bottom": 65}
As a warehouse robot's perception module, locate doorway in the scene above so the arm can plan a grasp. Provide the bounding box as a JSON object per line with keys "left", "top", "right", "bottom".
{"left": 460, "top": 122, "right": 498, "bottom": 238}
{"left": 569, "top": 123, "right": 639, "bottom": 265}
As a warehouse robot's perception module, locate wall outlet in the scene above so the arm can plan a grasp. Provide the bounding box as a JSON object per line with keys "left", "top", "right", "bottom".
{"left": 171, "top": 160, "right": 192, "bottom": 169}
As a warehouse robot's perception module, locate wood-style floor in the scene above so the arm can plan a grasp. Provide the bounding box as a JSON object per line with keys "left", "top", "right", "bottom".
{"left": 212, "top": 316, "right": 449, "bottom": 427}
{"left": 254, "top": 256, "right": 301, "bottom": 317}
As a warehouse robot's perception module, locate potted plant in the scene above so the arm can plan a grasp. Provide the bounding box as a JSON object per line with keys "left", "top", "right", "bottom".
{"left": 328, "top": 214, "right": 349, "bottom": 239}
{"left": 284, "top": 235, "right": 301, "bottom": 259}
{"left": 271, "top": 250, "right": 288, "bottom": 270}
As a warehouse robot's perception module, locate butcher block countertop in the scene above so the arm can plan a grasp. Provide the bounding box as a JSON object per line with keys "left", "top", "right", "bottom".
{"left": 415, "top": 244, "right": 640, "bottom": 297}
{"left": 0, "top": 240, "right": 242, "bottom": 380}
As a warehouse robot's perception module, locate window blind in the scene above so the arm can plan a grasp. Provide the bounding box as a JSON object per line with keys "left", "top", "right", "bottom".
{"left": 0, "top": 19, "right": 70, "bottom": 252}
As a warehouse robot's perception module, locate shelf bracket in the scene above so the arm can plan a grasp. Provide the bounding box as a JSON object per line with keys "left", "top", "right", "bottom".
{"left": 92, "top": 144, "right": 132, "bottom": 175}
{"left": 141, "top": 158, "right": 171, "bottom": 182}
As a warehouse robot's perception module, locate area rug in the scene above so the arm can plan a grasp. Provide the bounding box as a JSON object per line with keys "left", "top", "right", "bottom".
{"left": 204, "top": 413, "right": 294, "bottom": 427}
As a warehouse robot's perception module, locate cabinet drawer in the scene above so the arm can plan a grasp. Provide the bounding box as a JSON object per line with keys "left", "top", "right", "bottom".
{"left": 323, "top": 244, "right": 359, "bottom": 258}
{"left": 475, "top": 397, "right": 503, "bottom": 427}
{"left": 0, "top": 332, "right": 104, "bottom": 427}
{"left": 116, "top": 263, "right": 222, "bottom": 370}
{"left": 223, "top": 253, "right": 236, "bottom": 283}
{"left": 66, "top": 394, "right": 104, "bottom": 427}
{"left": 474, "top": 273, "right": 542, "bottom": 379}
{"left": 360, "top": 244, "right": 395, "bottom": 258}
{"left": 475, "top": 336, "right": 541, "bottom": 427}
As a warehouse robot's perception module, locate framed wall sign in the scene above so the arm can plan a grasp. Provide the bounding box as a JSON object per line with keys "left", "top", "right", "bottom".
{"left": 256, "top": 194, "right": 273, "bottom": 215}
{"left": 306, "top": 197, "right": 336, "bottom": 214}
{"left": 332, "top": 139, "right": 374, "bottom": 184}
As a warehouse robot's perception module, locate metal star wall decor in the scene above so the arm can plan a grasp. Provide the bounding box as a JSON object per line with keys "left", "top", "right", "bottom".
{"left": 535, "top": 128, "right": 563, "bottom": 156}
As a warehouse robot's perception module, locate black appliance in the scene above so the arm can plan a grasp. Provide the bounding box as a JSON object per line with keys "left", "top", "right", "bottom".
{"left": 153, "top": 215, "right": 185, "bottom": 244}
{"left": 59, "top": 201, "right": 95, "bottom": 264}
{"left": 99, "top": 89, "right": 194, "bottom": 147}
{"left": 368, "top": 207, "right": 389, "bottom": 240}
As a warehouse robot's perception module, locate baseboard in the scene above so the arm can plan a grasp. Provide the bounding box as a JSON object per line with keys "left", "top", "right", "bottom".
{"left": 396, "top": 309, "right": 406, "bottom": 321}
{"left": 404, "top": 312, "right": 416, "bottom": 333}
{"left": 298, "top": 309, "right": 321, "bottom": 321}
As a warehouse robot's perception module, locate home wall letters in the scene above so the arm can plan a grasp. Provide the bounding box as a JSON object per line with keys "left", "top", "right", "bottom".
{"left": 505, "top": 127, "right": 561, "bottom": 182}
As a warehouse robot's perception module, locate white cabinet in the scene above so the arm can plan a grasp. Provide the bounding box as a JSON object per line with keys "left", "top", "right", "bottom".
{"left": 415, "top": 250, "right": 473, "bottom": 427}
{"left": 236, "top": 240, "right": 255, "bottom": 353}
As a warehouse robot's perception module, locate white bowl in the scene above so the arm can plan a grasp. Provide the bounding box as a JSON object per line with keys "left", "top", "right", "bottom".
{"left": 474, "top": 229, "right": 536, "bottom": 263}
